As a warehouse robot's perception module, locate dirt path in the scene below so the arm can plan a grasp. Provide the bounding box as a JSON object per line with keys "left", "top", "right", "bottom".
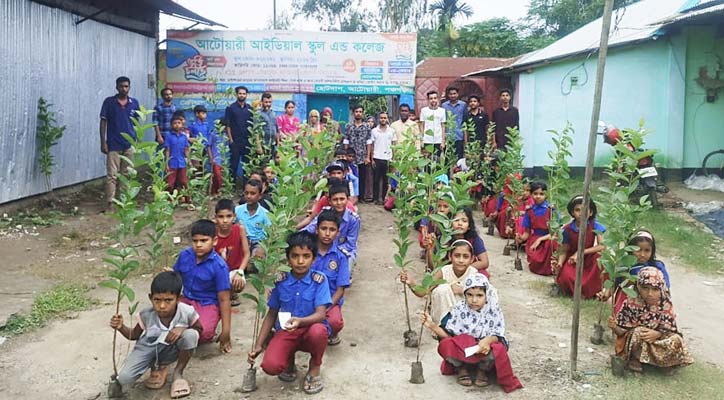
{"left": 0, "top": 202, "right": 722, "bottom": 399}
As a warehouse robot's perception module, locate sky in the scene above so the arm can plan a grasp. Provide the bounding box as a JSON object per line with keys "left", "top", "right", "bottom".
{"left": 162, "top": 0, "right": 531, "bottom": 32}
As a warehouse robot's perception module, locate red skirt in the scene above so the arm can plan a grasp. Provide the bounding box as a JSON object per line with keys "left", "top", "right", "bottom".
{"left": 555, "top": 254, "right": 603, "bottom": 299}
{"left": 497, "top": 211, "right": 514, "bottom": 239}
{"left": 438, "top": 334, "right": 523, "bottom": 393}
{"left": 482, "top": 197, "right": 497, "bottom": 217}
{"left": 526, "top": 235, "right": 555, "bottom": 276}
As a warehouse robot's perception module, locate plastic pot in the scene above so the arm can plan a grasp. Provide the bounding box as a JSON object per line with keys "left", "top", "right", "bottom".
{"left": 611, "top": 355, "right": 626, "bottom": 377}
{"left": 503, "top": 246, "right": 511, "bottom": 256}
{"left": 591, "top": 323, "right": 605, "bottom": 345}
{"left": 403, "top": 330, "right": 420, "bottom": 348}
{"left": 487, "top": 224, "right": 495, "bottom": 236}
{"left": 410, "top": 361, "right": 425, "bottom": 384}
{"left": 241, "top": 367, "right": 257, "bottom": 393}
{"left": 107, "top": 376, "right": 123, "bottom": 398}
{"left": 482, "top": 218, "right": 489, "bottom": 227}
{"left": 514, "top": 258, "right": 523, "bottom": 270}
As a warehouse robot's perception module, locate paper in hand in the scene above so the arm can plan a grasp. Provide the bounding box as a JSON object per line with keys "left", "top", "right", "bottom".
{"left": 464, "top": 345, "right": 479, "bottom": 358}
{"left": 278, "top": 312, "right": 292, "bottom": 328}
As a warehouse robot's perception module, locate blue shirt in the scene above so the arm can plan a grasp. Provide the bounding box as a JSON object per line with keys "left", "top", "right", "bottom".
{"left": 190, "top": 120, "right": 222, "bottom": 165}
{"left": 100, "top": 95, "right": 140, "bottom": 151}
{"left": 304, "top": 207, "right": 360, "bottom": 258}
{"left": 349, "top": 163, "right": 359, "bottom": 177}
{"left": 630, "top": 260, "right": 671, "bottom": 288}
{"left": 235, "top": 203, "right": 271, "bottom": 242}
{"left": 259, "top": 108, "right": 278, "bottom": 145}
{"left": 562, "top": 219, "right": 606, "bottom": 244}
{"left": 442, "top": 100, "right": 467, "bottom": 141}
{"left": 469, "top": 234, "right": 487, "bottom": 255}
{"left": 173, "top": 247, "right": 231, "bottom": 306}
{"left": 346, "top": 172, "right": 359, "bottom": 197}
{"left": 224, "top": 101, "right": 253, "bottom": 144}
{"left": 267, "top": 269, "right": 332, "bottom": 331}
{"left": 311, "top": 242, "right": 351, "bottom": 306}
{"left": 153, "top": 102, "right": 176, "bottom": 138}
{"left": 522, "top": 201, "right": 557, "bottom": 235}
{"left": 164, "top": 131, "right": 189, "bottom": 169}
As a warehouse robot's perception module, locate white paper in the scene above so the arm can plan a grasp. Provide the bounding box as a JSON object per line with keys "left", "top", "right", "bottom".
{"left": 152, "top": 331, "right": 169, "bottom": 345}
{"left": 278, "top": 312, "right": 292, "bottom": 329}
{"left": 464, "top": 345, "right": 479, "bottom": 358}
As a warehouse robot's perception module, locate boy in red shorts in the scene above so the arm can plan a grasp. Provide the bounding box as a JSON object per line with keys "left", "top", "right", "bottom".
{"left": 214, "top": 199, "right": 250, "bottom": 306}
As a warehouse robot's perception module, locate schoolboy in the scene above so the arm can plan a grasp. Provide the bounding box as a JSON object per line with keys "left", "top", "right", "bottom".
{"left": 110, "top": 271, "right": 201, "bottom": 398}
{"left": 239, "top": 170, "right": 273, "bottom": 210}
{"left": 297, "top": 177, "right": 355, "bottom": 229}
{"left": 325, "top": 162, "right": 358, "bottom": 206}
{"left": 312, "top": 210, "right": 351, "bottom": 346}
{"left": 165, "top": 115, "right": 190, "bottom": 202}
{"left": 235, "top": 179, "right": 271, "bottom": 259}
{"left": 190, "top": 105, "right": 223, "bottom": 195}
{"left": 214, "top": 199, "right": 250, "bottom": 306}
{"left": 247, "top": 231, "right": 331, "bottom": 394}
{"left": 173, "top": 219, "right": 232, "bottom": 352}
{"left": 304, "top": 184, "right": 360, "bottom": 265}
{"left": 345, "top": 147, "right": 359, "bottom": 178}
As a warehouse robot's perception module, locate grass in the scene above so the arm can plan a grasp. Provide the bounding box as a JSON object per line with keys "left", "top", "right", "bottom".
{"left": 528, "top": 280, "right": 612, "bottom": 327}
{"left": 0, "top": 284, "right": 94, "bottom": 336}
{"left": 0, "top": 209, "right": 68, "bottom": 229}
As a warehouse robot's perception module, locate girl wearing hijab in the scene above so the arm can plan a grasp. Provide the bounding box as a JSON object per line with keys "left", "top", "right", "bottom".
{"left": 321, "top": 107, "right": 341, "bottom": 136}
{"left": 608, "top": 267, "right": 693, "bottom": 372}
{"left": 420, "top": 273, "right": 523, "bottom": 392}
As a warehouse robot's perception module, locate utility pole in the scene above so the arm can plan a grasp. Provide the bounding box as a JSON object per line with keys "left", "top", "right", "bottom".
{"left": 570, "top": 0, "right": 616, "bottom": 379}
{"left": 273, "top": 0, "right": 277, "bottom": 29}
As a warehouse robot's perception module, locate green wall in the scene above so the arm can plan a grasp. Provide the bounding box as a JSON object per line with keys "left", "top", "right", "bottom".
{"left": 683, "top": 26, "right": 724, "bottom": 169}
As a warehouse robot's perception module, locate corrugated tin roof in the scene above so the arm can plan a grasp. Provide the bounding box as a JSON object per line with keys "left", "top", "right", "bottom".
{"left": 143, "top": 0, "right": 226, "bottom": 27}
{"left": 416, "top": 57, "right": 516, "bottom": 78}
{"left": 511, "top": 0, "right": 686, "bottom": 69}
{"left": 654, "top": 1, "right": 724, "bottom": 25}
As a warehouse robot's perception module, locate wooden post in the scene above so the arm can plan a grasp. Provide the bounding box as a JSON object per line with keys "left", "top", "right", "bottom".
{"left": 570, "top": 0, "right": 616, "bottom": 379}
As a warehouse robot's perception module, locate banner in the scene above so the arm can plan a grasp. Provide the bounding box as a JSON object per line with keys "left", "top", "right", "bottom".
{"left": 166, "top": 30, "right": 416, "bottom": 95}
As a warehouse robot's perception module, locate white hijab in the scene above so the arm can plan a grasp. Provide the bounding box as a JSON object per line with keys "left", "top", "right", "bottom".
{"left": 444, "top": 273, "right": 506, "bottom": 340}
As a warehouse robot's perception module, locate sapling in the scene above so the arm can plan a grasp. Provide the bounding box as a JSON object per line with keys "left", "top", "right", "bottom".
{"left": 594, "top": 121, "right": 655, "bottom": 346}
{"left": 480, "top": 123, "right": 497, "bottom": 232}
{"left": 215, "top": 119, "right": 237, "bottom": 200}
{"left": 496, "top": 127, "right": 525, "bottom": 260}
{"left": 544, "top": 123, "right": 574, "bottom": 278}
{"left": 242, "top": 110, "right": 272, "bottom": 177}
{"left": 185, "top": 137, "right": 212, "bottom": 218}
{"left": 36, "top": 97, "right": 66, "bottom": 194}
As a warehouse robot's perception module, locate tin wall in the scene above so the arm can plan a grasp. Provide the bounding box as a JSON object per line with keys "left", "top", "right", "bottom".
{"left": 0, "top": 0, "right": 156, "bottom": 204}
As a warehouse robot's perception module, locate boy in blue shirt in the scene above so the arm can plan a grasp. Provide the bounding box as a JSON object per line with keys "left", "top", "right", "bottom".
{"left": 110, "top": 271, "right": 202, "bottom": 398}
{"left": 248, "top": 231, "right": 331, "bottom": 394}
{"left": 312, "top": 210, "right": 350, "bottom": 346}
{"left": 173, "top": 219, "right": 232, "bottom": 352}
{"left": 165, "top": 115, "right": 190, "bottom": 203}
{"left": 304, "top": 184, "right": 360, "bottom": 265}
{"left": 235, "top": 179, "right": 271, "bottom": 260}
{"left": 189, "top": 105, "right": 223, "bottom": 196}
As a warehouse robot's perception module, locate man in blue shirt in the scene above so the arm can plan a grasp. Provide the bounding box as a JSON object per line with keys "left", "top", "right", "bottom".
{"left": 248, "top": 232, "right": 331, "bottom": 394}
{"left": 99, "top": 76, "right": 140, "bottom": 211}
{"left": 224, "top": 86, "right": 253, "bottom": 183}
{"left": 153, "top": 87, "right": 176, "bottom": 145}
{"left": 259, "top": 92, "right": 278, "bottom": 157}
{"left": 441, "top": 86, "right": 467, "bottom": 160}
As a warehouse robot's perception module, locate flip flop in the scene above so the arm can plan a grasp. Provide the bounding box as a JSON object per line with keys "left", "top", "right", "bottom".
{"left": 474, "top": 372, "right": 490, "bottom": 387}
{"left": 170, "top": 378, "right": 191, "bottom": 398}
{"left": 303, "top": 374, "right": 324, "bottom": 394}
{"left": 144, "top": 366, "right": 169, "bottom": 389}
{"left": 456, "top": 373, "right": 473, "bottom": 387}
{"left": 327, "top": 335, "right": 342, "bottom": 346}
{"left": 278, "top": 366, "right": 298, "bottom": 382}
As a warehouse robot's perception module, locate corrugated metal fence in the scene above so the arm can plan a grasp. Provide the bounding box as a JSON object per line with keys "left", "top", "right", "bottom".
{"left": 0, "top": 0, "right": 156, "bottom": 204}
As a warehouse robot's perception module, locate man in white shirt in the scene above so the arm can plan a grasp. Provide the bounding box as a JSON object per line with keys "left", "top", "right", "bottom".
{"left": 418, "top": 90, "right": 446, "bottom": 158}
{"left": 367, "top": 111, "right": 396, "bottom": 205}
{"left": 390, "top": 103, "right": 420, "bottom": 150}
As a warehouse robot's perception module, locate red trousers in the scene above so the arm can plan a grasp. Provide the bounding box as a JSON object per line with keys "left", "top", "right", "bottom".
{"left": 167, "top": 167, "right": 188, "bottom": 193}
{"left": 180, "top": 298, "right": 219, "bottom": 343}
{"left": 261, "top": 323, "right": 328, "bottom": 376}
{"left": 210, "top": 164, "right": 223, "bottom": 195}
{"left": 327, "top": 305, "right": 344, "bottom": 336}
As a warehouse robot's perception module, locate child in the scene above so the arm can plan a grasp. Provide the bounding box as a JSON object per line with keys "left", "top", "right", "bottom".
{"left": 239, "top": 170, "right": 273, "bottom": 210}
{"left": 497, "top": 180, "right": 533, "bottom": 239}
{"left": 420, "top": 273, "right": 523, "bottom": 392}
{"left": 110, "top": 271, "right": 202, "bottom": 397}
{"left": 214, "top": 199, "right": 250, "bottom": 306}
{"left": 165, "top": 115, "right": 190, "bottom": 201}
{"left": 312, "top": 210, "right": 351, "bottom": 345}
{"left": 297, "top": 176, "right": 355, "bottom": 230}
{"left": 609, "top": 230, "right": 670, "bottom": 313}
{"left": 418, "top": 195, "right": 452, "bottom": 261}
{"left": 554, "top": 195, "right": 606, "bottom": 299}
{"left": 323, "top": 162, "right": 357, "bottom": 209}
{"left": 402, "top": 240, "right": 479, "bottom": 324}
{"left": 345, "top": 147, "right": 359, "bottom": 178}
{"left": 173, "top": 219, "right": 232, "bottom": 351}
{"left": 450, "top": 207, "right": 490, "bottom": 275}
{"left": 247, "top": 231, "right": 331, "bottom": 394}
{"left": 189, "top": 105, "right": 223, "bottom": 195}
{"left": 608, "top": 267, "right": 693, "bottom": 372}
{"left": 518, "top": 182, "right": 556, "bottom": 276}
{"left": 235, "top": 179, "right": 271, "bottom": 260}
{"left": 304, "top": 184, "right": 360, "bottom": 265}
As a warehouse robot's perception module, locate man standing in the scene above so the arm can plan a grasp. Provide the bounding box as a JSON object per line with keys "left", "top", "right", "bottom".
{"left": 99, "top": 76, "right": 140, "bottom": 211}
{"left": 367, "top": 112, "right": 395, "bottom": 205}
{"left": 153, "top": 87, "right": 176, "bottom": 145}
{"left": 224, "top": 86, "right": 253, "bottom": 184}
{"left": 491, "top": 89, "right": 519, "bottom": 150}
{"left": 258, "top": 92, "right": 278, "bottom": 158}
{"left": 343, "top": 105, "right": 372, "bottom": 201}
{"left": 463, "top": 95, "right": 490, "bottom": 147}
{"left": 418, "top": 91, "right": 446, "bottom": 157}
{"left": 390, "top": 103, "right": 420, "bottom": 150}
{"left": 441, "top": 87, "right": 466, "bottom": 159}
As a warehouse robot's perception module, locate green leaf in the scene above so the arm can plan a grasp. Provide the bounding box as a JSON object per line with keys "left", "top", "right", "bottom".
{"left": 98, "top": 280, "right": 120, "bottom": 291}
{"left": 621, "top": 286, "right": 638, "bottom": 298}
{"left": 120, "top": 284, "right": 135, "bottom": 302}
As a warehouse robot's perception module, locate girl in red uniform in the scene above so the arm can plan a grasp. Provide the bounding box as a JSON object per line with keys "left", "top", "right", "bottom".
{"left": 517, "top": 182, "right": 556, "bottom": 276}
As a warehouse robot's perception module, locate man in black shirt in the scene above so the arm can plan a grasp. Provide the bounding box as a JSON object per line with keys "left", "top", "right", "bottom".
{"left": 463, "top": 95, "right": 490, "bottom": 145}
{"left": 491, "top": 89, "right": 519, "bottom": 150}
{"left": 224, "top": 86, "right": 253, "bottom": 184}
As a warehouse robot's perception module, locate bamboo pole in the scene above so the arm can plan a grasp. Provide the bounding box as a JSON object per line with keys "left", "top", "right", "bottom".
{"left": 570, "top": 0, "right": 616, "bottom": 379}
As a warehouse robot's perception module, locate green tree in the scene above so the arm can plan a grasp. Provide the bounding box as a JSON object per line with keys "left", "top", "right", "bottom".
{"left": 527, "top": 0, "right": 640, "bottom": 37}
{"left": 292, "top": 0, "right": 376, "bottom": 31}
{"left": 429, "top": 0, "right": 473, "bottom": 56}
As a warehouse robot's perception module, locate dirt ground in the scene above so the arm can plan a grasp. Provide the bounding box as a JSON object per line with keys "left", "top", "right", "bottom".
{"left": 0, "top": 190, "right": 723, "bottom": 399}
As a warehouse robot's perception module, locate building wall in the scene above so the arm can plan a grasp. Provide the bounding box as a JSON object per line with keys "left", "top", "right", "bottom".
{"left": 517, "top": 39, "right": 686, "bottom": 169}
{"left": 0, "top": 0, "right": 156, "bottom": 204}
{"left": 683, "top": 25, "right": 724, "bottom": 170}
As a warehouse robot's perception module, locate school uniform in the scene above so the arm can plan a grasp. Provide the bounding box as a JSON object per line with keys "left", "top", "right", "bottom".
{"left": 164, "top": 130, "right": 189, "bottom": 193}
{"left": 304, "top": 207, "right": 360, "bottom": 264}
{"left": 312, "top": 242, "right": 351, "bottom": 336}
{"left": 190, "top": 120, "right": 223, "bottom": 195}
{"left": 556, "top": 219, "right": 606, "bottom": 299}
{"left": 260, "top": 270, "right": 332, "bottom": 376}
{"left": 521, "top": 201, "right": 556, "bottom": 276}
{"left": 173, "top": 248, "right": 231, "bottom": 343}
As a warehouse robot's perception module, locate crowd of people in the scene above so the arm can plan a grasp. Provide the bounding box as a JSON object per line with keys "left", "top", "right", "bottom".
{"left": 99, "top": 77, "right": 692, "bottom": 398}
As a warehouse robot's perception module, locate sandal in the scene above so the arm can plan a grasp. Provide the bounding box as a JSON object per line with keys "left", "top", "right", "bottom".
{"left": 144, "top": 365, "right": 169, "bottom": 389}
{"left": 231, "top": 293, "right": 241, "bottom": 307}
{"left": 456, "top": 371, "right": 473, "bottom": 387}
{"left": 627, "top": 360, "right": 643, "bottom": 372}
{"left": 278, "top": 366, "right": 298, "bottom": 382}
{"left": 327, "top": 335, "right": 342, "bottom": 346}
{"left": 474, "top": 371, "right": 490, "bottom": 387}
{"left": 303, "top": 374, "right": 324, "bottom": 394}
{"left": 170, "top": 378, "right": 191, "bottom": 398}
